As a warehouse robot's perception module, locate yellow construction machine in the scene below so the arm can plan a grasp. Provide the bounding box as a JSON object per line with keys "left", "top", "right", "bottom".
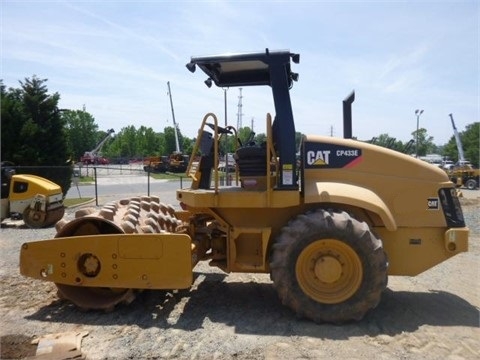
{"left": 447, "top": 163, "right": 479, "bottom": 190}
{"left": 19, "top": 50, "right": 469, "bottom": 323}
{"left": 1, "top": 162, "right": 64, "bottom": 228}
{"left": 446, "top": 114, "right": 479, "bottom": 190}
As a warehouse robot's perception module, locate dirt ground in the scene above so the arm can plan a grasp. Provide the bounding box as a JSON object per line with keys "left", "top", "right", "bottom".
{"left": 0, "top": 192, "right": 479, "bottom": 359}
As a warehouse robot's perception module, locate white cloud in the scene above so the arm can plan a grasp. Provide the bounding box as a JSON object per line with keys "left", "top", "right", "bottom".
{"left": 2, "top": 0, "right": 477, "bottom": 144}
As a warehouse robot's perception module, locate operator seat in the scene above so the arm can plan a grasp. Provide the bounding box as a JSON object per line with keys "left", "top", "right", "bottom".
{"left": 197, "top": 131, "right": 215, "bottom": 189}
{"left": 235, "top": 143, "right": 267, "bottom": 177}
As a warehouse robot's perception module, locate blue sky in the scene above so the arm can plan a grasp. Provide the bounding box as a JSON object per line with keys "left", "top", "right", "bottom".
{"left": 2, "top": 0, "right": 478, "bottom": 145}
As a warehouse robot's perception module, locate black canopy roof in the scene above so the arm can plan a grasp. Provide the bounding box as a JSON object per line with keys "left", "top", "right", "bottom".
{"left": 186, "top": 49, "right": 299, "bottom": 88}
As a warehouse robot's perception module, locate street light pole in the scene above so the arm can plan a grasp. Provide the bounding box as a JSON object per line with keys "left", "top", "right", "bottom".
{"left": 223, "top": 88, "right": 229, "bottom": 184}
{"left": 415, "top": 109, "right": 424, "bottom": 158}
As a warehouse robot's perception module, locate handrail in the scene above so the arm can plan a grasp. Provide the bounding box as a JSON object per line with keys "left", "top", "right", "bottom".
{"left": 185, "top": 113, "right": 219, "bottom": 192}
{"left": 186, "top": 112, "right": 242, "bottom": 192}
{"left": 266, "top": 112, "right": 279, "bottom": 175}
{"left": 222, "top": 125, "right": 239, "bottom": 186}
{"left": 266, "top": 113, "right": 278, "bottom": 202}
{"left": 211, "top": 115, "right": 219, "bottom": 193}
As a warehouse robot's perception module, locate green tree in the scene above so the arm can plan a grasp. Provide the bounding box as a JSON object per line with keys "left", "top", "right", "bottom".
{"left": 20, "top": 77, "right": 68, "bottom": 164}
{"left": 116, "top": 125, "right": 138, "bottom": 158}
{"left": 1, "top": 82, "right": 24, "bottom": 162}
{"left": 411, "top": 128, "right": 435, "bottom": 157}
{"left": 62, "top": 108, "right": 98, "bottom": 161}
{"left": 254, "top": 133, "right": 267, "bottom": 146}
{"left": 181, "top": 137, "right": 194, "bottom": 156}
{"left": 164, "top": 126, "right": 186, "bottom": 154}
{"left": 0, "top": 76, "right": 71, "bottom": 194}
{"left": 370, "top": 134, "right": 411, "bottom": 153}
{"left": 373, "top": 134, "right": 395, "bottom": 148}
{"left": 443, "top": 122, "right": 479, "bottom": 167}
{"left": 463, "top": 122, "right": 479, "bottom": 167}
{"left": 253, "top": 131, "right": 303, "bottom": 153}
{"left": 136, "top": 126, "right": 159, "bottom": 156}
{"left": 104, "top": 128, "right": 126, "bottom": 158}
{"left": 103, "top": 125, "right": 164, "bottom": 159}
{"left": 237, "top": 126, "right": 255, "bottom": 146}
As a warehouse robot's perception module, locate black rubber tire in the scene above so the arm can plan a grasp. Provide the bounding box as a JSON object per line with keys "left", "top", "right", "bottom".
{"left": 466, "top": 179, "right": 477, "bottom": 190}
{"left": 270, "top": 209, "right": 388, "bottom": 323}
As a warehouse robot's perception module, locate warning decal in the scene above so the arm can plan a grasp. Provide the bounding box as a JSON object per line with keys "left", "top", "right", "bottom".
{"left": 304, "top": 142, "right": 363, "bottom": 169}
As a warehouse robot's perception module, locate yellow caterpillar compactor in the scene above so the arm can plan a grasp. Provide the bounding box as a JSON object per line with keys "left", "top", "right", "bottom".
{"left": 1, "top": 164, "right": 64, "bottom": 228}
{"left": 20, "top": 50, "right": 469, "bottom": 323}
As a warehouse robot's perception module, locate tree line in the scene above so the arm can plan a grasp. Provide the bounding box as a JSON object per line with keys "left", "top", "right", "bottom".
{"left": 1, "top": 76, "right": 479, "bottom": 193}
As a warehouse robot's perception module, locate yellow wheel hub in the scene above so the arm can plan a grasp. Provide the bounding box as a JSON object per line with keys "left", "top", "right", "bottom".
{"left": 314, "top": 256, "right": 343, "bottom": 283}
{"left": 296, "top": 239, "right": 363, "bottom": 304}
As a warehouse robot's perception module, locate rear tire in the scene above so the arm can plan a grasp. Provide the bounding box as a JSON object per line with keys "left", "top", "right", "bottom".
{"left": 466, "top": 178, "right": 477, "bottom": 190}
{"left": 270, "top": 209, "right": 388, "bottom": 323}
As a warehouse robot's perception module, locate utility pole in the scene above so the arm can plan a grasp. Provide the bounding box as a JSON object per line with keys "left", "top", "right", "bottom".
{"left": 415, "top": 109, "right": 424, "bottom": 158}
{"left": 237, "top": 88, "right": 243, "bottom": 129}
{"left": 223, "top": 88, "right": 230, "bottom": 185}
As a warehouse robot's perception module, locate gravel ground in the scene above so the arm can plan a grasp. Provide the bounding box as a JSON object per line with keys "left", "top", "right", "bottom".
{"left": 0, "top": 189, "right": 478, "bottom": 359}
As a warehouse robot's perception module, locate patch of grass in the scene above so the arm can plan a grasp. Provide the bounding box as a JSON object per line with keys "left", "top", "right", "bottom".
{"left": 79, "top": 176, "right": 94, "bottom": 182}
{"left": 64, "top": 198, "right": 94, "bottom": 207}
{"left": 150, "top": 173, "right": 186, "bottom": 180}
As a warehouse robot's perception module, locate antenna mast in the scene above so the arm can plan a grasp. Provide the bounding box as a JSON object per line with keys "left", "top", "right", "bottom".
{"left": 237, "top": 88, "right": 243, "bottom": 129}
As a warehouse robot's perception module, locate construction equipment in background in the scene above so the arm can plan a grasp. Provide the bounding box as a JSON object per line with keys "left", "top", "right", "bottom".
{"left": 449, "top": 114, "right": 466, "bottom": 164}
{"left": 143, "top": 82, "right": 189, "bottom": 174}
{"left": 142, "top": 153, "right": 189, "bottom": 174}
{"left": 143, "top": 155, "right": 169, "bottom": 173}
{"left": 448, "top": 165, "right": 479, "bottom": 190}
{"left": 20, "top": 50, "right": 469, "bottom": 323}
{"left": 1, "top": 162, "right": 64, "bottom": 228}
{"left": 166, "top": 152, "right": 189, "bottom": 173}
{"left": 446, "top": 114, "right": 479, "bottom": 189}
{"left": 165, "top": 81, "right": 188, "bottom": 173}
{"left": 80, "top": 129, "right": 115, "bottom": 165}
{"left": 403, "top": 139, "right": 415, "bottom": 154}
{"left": 167, "top": 81, "right": 182, "bottom": 158}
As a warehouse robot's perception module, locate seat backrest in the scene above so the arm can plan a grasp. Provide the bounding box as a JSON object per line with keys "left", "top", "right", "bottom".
{"left": 199, "top": 131, "right": 214, "bottom": 155}
{"left": 235, "top": 144, "right": 267, "bottom": 177}
{"left": 194, "top": 131, "right": 215, "bottom": 189}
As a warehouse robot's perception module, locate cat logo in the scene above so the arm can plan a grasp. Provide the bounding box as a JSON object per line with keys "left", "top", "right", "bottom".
{"left": 308, "top": 150, "right": 331, "bottom": 166}
{"left": 427, "top": 198, "right": 439, "bottom": 210}
{"left": 304, "top": 142, "right": 362, "bottom": 169}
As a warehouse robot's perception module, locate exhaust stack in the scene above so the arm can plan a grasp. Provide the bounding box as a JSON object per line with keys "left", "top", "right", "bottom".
{"left": 343, "top": 91, "right": 355, "bottom": 139}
